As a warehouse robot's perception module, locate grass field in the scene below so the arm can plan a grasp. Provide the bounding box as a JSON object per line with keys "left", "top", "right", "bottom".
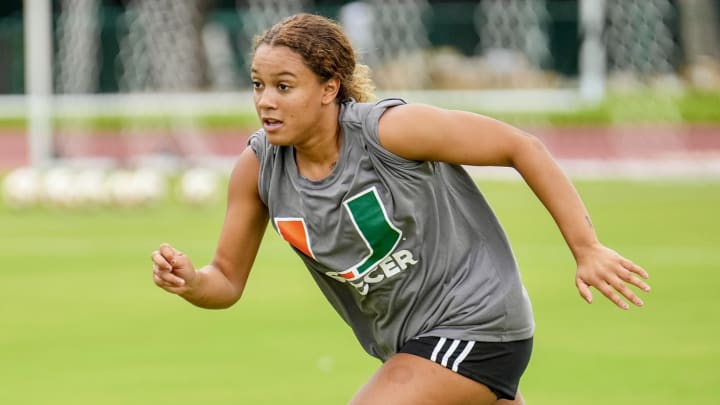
{"left": 1, "top": 179, "right": 719, "bottom": 404}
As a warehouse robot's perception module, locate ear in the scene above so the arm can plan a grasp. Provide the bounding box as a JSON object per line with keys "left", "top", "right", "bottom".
{"left": 321, "top": 77, "right": 341, "bottom": 105}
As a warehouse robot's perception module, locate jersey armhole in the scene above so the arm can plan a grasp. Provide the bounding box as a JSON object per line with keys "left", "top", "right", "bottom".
{"left": 247, "top": 130, "right": 270, "bottom": 205}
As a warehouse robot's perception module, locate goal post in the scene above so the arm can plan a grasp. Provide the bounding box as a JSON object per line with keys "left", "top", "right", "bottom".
{"left": 23, "top": 0, "right": 53, "bottom": 168}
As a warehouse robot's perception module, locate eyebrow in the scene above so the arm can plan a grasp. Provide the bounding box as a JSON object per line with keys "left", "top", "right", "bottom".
{"left": 250, "top": 68, "right": 298, "bottom": 78}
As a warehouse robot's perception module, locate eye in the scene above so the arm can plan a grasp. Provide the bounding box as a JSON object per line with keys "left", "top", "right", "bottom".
{"left": 251, "top": 80, "right": 263, "bottom": 90}
{"left": 277, "top": 83, "right": 290, "bottom": 91}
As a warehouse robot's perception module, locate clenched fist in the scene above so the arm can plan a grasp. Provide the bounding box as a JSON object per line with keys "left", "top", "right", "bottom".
{"left": 151, "top": 243, "right": 197, "bottom": 295}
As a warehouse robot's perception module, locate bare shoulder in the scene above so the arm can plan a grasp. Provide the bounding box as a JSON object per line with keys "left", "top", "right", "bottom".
{"left": 378, "top": 103, "right": 447, "bottom": 135}
{"left": 377, "top": 103, "right": 453, "bottom": 160}
{"left": 377, "top": 102, "right": 529, "bottom": 165}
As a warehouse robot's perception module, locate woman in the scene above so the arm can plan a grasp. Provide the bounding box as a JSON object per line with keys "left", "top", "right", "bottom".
{"left": 151, "top": 13, "right": 650, "bottom": 405}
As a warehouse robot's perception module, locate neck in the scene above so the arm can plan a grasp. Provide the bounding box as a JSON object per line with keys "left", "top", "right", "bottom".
{"left": 294, "top": 103, "right": 341, "bottom": 180}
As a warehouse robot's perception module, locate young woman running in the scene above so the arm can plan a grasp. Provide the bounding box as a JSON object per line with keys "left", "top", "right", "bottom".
{"left": 151, "top": 13, "right": 650, "bottom": 404}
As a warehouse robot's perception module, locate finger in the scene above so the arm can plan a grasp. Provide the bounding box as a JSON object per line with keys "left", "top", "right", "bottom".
{"left": 618, "top": 269, "right": 652, "bottom": 293}
{"left": 609, "top": 276, "right": 644, "bottom": 307}
{"left": 621, "top": 258, "right": 649, "bottom": 280}
{"left": 160, "top": 242, "right": 184, "bottom": 257}
{"left": 160, "top": 243, "right": 187, "bottom": 266}
{"left": 153, "top": 269, "right": 186, "bottom": 287}
{"left": 151, "top": 250, "right": 172, "bottom": 271}
{"left": 575, "top": 278, "right": 593, "bottom": 304}
{"left": 159, "top": 243, "right": 178, "bottom": 262}
{"left": 159, "top": 245, "right": 174, "bottom": 262}
{"left": 156, "top": 268, "right": 186, "bottom": 286}
{"left": 153, "top": 274, "right": 185, "bottom": 294}
{"left": 596, "top": 282, "right": 630, "bottom": 310}
{"left": 629, "top": 277, "right": 651, "bottom": 294}
{"left": 153, "top": 273, "right": 168, "bottom": 287}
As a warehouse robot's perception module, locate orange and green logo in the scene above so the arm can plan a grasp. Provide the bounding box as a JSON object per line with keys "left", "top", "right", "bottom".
{"left": 274, "top": 187, "right": 402, "bottom": 281}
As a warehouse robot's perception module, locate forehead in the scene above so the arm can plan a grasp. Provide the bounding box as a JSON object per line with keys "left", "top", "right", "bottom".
{"left": 251, "top": 45, "right": 310, "bottom": 77}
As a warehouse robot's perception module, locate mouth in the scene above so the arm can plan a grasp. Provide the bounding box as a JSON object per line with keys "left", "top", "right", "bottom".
{"left": 262, "top": 118, "right": 284, "bottom": 132}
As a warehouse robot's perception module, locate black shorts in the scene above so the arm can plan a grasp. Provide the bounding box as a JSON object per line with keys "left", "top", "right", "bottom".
{"left": 398, "top": 336, "right": 533, "bottom": 401}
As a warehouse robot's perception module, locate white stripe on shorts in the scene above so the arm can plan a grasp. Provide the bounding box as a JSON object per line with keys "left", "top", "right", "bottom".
{"left": 441, "top": 339, "right": 461, "bottom": 367}
{"left": 451, "top": 341, "right": 475, "bottom": 372}
{"left": 430, "top": 337, "right": 447, "bottom": 362}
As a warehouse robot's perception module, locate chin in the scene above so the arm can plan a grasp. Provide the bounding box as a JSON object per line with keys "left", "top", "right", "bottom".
{"left": 265, "top": 132, "right": 294, "bottom": 146}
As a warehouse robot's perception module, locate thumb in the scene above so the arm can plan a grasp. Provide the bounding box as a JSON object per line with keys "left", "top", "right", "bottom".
{"left": 165, "top": 249, "right": 196, "bottom": 282}
{"left": 159, "top": 244, "right": 193, "bottom": 272}
{"left": 159, "top": 243, "right": 178, "bottom": 262}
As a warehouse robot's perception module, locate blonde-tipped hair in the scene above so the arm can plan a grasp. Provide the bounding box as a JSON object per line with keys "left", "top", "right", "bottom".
{"left": 348, "top": 63, "right": 376, "bottom": 102}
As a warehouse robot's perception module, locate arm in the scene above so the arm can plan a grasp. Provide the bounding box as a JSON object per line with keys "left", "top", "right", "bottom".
{"left": 151, "top": 148, "right": 269, "bottom": 309}
{"left": 378, "top": 104, "right": 650, "bottom": 309}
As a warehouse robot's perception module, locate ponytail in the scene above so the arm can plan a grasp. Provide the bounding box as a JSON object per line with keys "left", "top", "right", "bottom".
{"left": 344, "top": 63, "right": 376, "bottom": 102}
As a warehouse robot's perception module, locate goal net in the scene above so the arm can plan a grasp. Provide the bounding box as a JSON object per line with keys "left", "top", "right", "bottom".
{"left": 7, "top": 0, "right": 720, "bottom": 173}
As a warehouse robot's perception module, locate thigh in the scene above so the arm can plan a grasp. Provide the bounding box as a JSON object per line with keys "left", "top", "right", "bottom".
{"left": 349, "top": 353, "right": 498, "bottom": 405}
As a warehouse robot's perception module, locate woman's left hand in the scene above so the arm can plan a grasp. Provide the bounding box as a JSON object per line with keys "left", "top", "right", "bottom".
{"left": 575, "top": 245, "right": 651, "bottom": 310}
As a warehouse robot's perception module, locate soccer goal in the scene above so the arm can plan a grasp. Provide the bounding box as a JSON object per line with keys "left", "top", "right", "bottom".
{"left": 12, "top": 0, "right": 717, "bottom": 170}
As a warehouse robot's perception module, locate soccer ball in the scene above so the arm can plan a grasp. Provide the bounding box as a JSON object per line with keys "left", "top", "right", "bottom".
{"left": 74, "top": 168, "right": 111, "bottom": 206}
{"left": 42, "top": 166, "right": 77, "bottom": 207}
{"left": 132, "top": 167, "right": 167, "bottom": 205}
{"left": 2, "top": 167, "right": 42, "bottom": 208}
{"left": 177, "top": 167, "right": 221, "bottom": 205}
{"left": 107, "top": 169, "right": 141, "bottom": 207}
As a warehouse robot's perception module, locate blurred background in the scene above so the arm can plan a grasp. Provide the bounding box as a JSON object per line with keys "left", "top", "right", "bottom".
{"left": 1, "top": 1, "right": 719, "bottom": 404}
{"left": 1, "top": 0, "right": 719, "bottom": 185}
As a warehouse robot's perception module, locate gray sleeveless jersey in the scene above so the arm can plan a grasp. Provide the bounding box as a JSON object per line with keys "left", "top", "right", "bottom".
{"left": 248, "top": 98, "right": 534, "bottom": 361}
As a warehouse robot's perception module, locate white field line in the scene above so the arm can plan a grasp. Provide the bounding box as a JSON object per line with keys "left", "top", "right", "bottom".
{"left": 464, "top": 158, "right": 720, "bottom": 180}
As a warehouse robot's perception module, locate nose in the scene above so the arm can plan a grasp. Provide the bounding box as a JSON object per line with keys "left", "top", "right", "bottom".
{"left": 255, "top": 88, "right": 277, "bottom": 110}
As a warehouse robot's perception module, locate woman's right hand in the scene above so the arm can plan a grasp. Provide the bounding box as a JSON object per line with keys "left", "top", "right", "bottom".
{"left": 151, "top": 243, "right": 198, "bottom": 295}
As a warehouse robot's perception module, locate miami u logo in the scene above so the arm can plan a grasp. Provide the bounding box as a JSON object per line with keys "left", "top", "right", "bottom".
{"left": 274, "top": 187, "right": 402, "bottom": 281}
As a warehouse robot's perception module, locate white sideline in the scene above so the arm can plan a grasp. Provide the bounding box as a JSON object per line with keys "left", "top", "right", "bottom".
{"left": 464, "top": 158, "right": 720, "bottom": 180}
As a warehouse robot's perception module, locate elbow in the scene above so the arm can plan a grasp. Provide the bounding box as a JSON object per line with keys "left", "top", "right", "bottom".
{"left": 193, "top": 289, "right": 243, "bottom": 310}
{"left": 210, "top": 298, "right": 241, "bottom": 310}
{"left": 227, "top": 285, "right": 245, "bottom": 307}
{"left": 216, "top": 279, "right": 245, "bottom": 309}
{"left": 215, "top": 283, "right": 245, "bottom": 309}
{"left": 510, "top": 133, "right": 551, "bottom": 168}
{"left": 524, "top": 133, "right": 549, "bottom": 153}
{"left": 191, "top": 262, "right": 246, "bottom": 309}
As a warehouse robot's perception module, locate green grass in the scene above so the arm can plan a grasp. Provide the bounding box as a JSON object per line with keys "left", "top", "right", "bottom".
{"left": 1, "top": 180, "right": 718, "bottom": 404}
